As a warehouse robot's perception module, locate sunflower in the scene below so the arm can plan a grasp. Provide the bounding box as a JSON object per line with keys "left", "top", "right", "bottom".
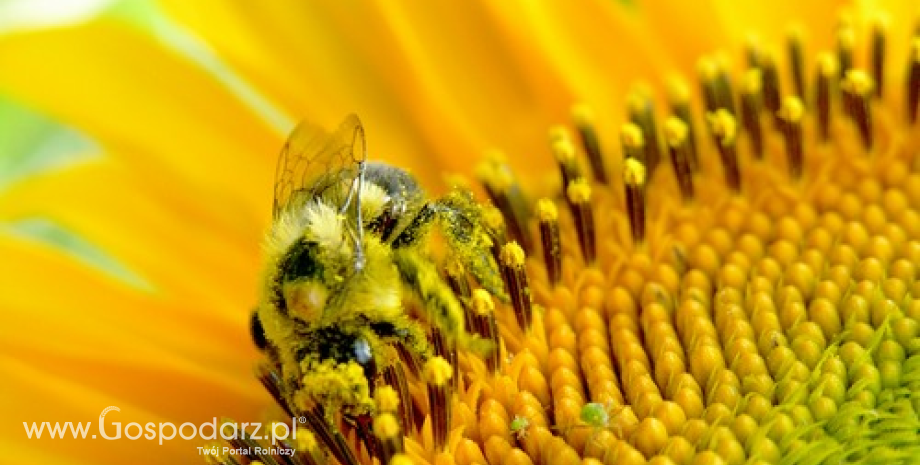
{"left": 1, "top": 1, "right": 919, "bottom": 464}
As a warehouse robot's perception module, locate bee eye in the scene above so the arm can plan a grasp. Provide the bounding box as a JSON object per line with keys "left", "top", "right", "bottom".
{"left": 250, "top": 310, "right": 268, "bottom": 350}
{"left": 353, "top": 337, "right": 373, "bottom": 365}
{"left": 352, "top": 336, "right": 377, "bottom": 382}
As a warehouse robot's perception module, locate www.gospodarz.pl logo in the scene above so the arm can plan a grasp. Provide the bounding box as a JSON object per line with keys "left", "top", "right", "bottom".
{"left": 23, "top": 405, "right": 304, "bottom": 450}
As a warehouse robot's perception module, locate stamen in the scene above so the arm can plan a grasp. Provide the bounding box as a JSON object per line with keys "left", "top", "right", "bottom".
{"left": 444, "top": 258, "right": 471, "bottom": 304}
{"left": 471, "top": 288, "right": 502, "bottom": 373}
{"left": 698, "top": 56, "right": 735, "bottom": 115}
{"left": 482, "top": 204, "right": 508, "bottom": 264}
{"left": 256, "top": 364, "right": 295, "bottom": 418}
{"left": 778, "top": 96, "right": 806, "bottom": 179}
{"left": 871, "top": 14, "right": 889, "bottom": 98}
{"left": 745, "top": 34, "right": 763, "bottom": 69}
{"left": 536, "top": 198, "right": 563, "bottom": 285}
{"left": 423, "top": 356, "right": 453, "bottom": 451}
{"left": 294, "top": 431, "right": 328, "bottom": 465}
{"left": 623, "top": 158, "right": 647, "bottom": 246}
{"left": 664, "top": 117, "right": 695, "bottom": 202}
{"left": 500, "top": 241, "right": 533, "bottom": 330}
{"left": 713, "top": 53, "right": 738, "bottom": 115}
{"left": 667, "top": 77, "right": 699, "bottom": 171}
{"left": 429, "top": 326, "right": 458, "bottom": 392}
{"left": 203, "top": 442, "right": 240, "bottom": 465}
{"left": 571, "top": 104, "right": 609, "bottom": 184}
{"left": 816, "top": 53, "right": 838, "bottom": 142}
{"left": 908, "top": 38, "right": 920, "bottom": 123}
{"left": 549, "top": 126, "right": 583, "bottom": 192}
{"left": 566, "top": 178, "right": 597, "bottom": 263}
{"left": 836, "top": 19, "right": 855, "bottom": 80}
{"left": 373, "top": 413, "right": 404, "bottom": 464}
{"left": 476, "top": 153, "right": 532, "bottom": 253}
{"left": 627, "top": 85, "right": 663, "bottom": 174}
{"left": 620, "top": 122, "right": 645, "bottom": 162}
{"left": 841, "top": 70, "right": 875, "bottom": 150}
{"left": 300, "top": 407, "right": 359, "bottom": 465}
{"left": 707, "top": 109, "right": 741, "bottom": 192}
{"left": 381, "top": 366, "right": 414, "bottom": 434}
{"left": 740, "top": 70, "right": 765, "bottom": 158}
{"left": 787, "top": 25, "right": 807, "bottom": 100}
{"left": 760, "top": 51, "right": 783, "bottom": 125}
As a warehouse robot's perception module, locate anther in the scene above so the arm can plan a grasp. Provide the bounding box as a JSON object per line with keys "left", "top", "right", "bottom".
{"left": 476, "top": 152, "right": 532, "bottom": 253}
{"left": 667, "top": 77, "right": 699, "bottom": 171}
{"left": 549, "top": 126, "right": 584, "bottom": 193}
{"left": 740, "top": 70, "right": 765, "bottom": 158}
{"left": 837, "top": 19, "right": 855, "bottom": 80}
{"left": 787, "top": 25, "right": 807, "bottom": 100}
{"left": 816, "top": 53, "right": 838, "bottom": 142}
{"left": 373, "top": 413, "right": 404, "bottom": 464}
{"left": 623, "top": 158, "right": 647, "bottom": 246}
{"left": 500, "top": 241, "right": 533, "bottom": 331}
{"left": 566, "top": 178, "right": 596, "bottom": 263}
{"left": 482, "top": 204, "right": 508, "bottom": 263}
{"left": 471, "top": 288, "right": 502, "bottom": 373}
{"left": 778, "top": 97, "right": 806, "bottom": 179}
{"left": 707, "top": 109, "right": 741, "bottom": 192}
{"left": 621, "top": 123, "right": 646, "bottom": 162}
{"left": 760, "top": 51, "right": 782, "bottom": 125}
{"left": 908, "top": 38, "right": 919, "bottom": 123}
{"left": 536, "top": 198, "right": 563, "bottom": 285}
{"left": 664, "top": 117, "right": 695, "bottom": 202}
{"left": 572, "top": 104, "right": 609, "bottom": 183}
{"left": 627, "top": 84, "right": 663, "bottom": 174}
{"left": 423, "top": 356, "right": 453, "bottom": 451}
{"left": 841, "top": 70, "right": 875, "bottom": 150}
{"left": 871, "top": 14, "right": 889, "bottom": 98}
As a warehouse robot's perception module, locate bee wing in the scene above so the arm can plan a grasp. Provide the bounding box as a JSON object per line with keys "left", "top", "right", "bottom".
{"left": 273, "top": 114, "right": 367, "bottom": 218}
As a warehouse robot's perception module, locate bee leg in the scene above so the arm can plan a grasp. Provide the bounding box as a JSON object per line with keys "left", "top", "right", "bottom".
{"left": 394, "top": 191, "right": 508, "bottom": 301}
{"left": 392, "top": 247, "right": 492, "bottom": 355}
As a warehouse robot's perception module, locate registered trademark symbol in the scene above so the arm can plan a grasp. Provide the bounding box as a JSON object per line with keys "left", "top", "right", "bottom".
{"left": 298, "top": 416, "right": 307, "bottom": 423}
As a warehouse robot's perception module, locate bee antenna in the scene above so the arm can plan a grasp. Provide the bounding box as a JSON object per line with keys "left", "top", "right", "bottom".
{"left": 354, "top": 160, "right": 366, "bottom": 271}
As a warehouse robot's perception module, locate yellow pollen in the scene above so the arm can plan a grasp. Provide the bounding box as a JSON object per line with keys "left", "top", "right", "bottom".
{"left": 471, "top": 288, "right": 495, "bottom": 315}
{"left": 664, "top": 117, "right": 689, "bottom": 146}
{"left": 623, "top": 158, "right": 647, "bottom": 186}
{"left": 842, "top": 70, "right": 873, "bottom": 95}
{"left": 566, "top": 178, "right": 592, "bottom": 203}
{"left": 500, "top": 241, "right": 526, "bottom": 268}
{"left": 620, "top": 123, "right": 645, "bottom": 148}
{"left": 423, "top": 356, "right": 453, "bottom": 386}
{"left": 373, "top": 413, "right": 401, "bottom": 439}
{"left": 536, "top": 198, "right": 558, "bottom": 222}
{"left": 707, "top": 109, "right": 737, "bottom": 145}
{"left": 778, "top": 97, "right": 805, "bottom": 122}
{"left": 375, "top": 385, "right": 400, "bottom": 413}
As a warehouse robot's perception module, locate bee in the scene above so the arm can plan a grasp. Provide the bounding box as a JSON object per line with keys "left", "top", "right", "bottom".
{"left": 251, "top": 114, "right": 504, "bottom": 423}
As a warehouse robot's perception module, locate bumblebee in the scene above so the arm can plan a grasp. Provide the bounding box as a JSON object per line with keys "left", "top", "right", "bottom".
{"left": 251, "top": 114, "right": 503, "bottom": 422}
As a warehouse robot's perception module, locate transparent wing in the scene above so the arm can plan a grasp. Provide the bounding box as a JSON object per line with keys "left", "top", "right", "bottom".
{"left": 273, "top": 114, "right": 367, "bottom": 218}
